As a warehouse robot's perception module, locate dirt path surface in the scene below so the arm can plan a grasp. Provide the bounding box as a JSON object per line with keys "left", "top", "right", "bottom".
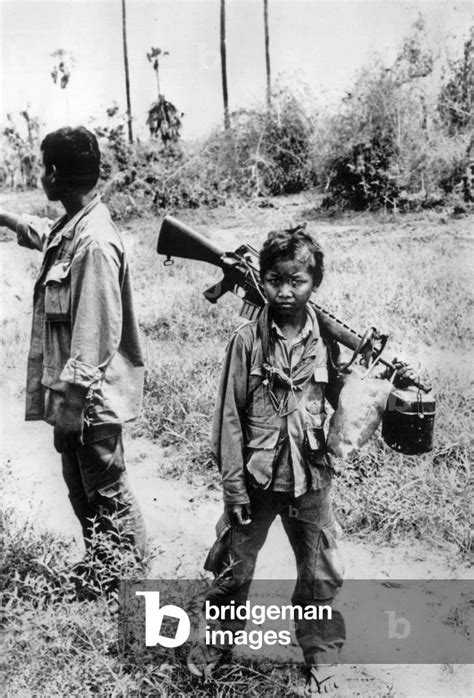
{"left": 1, "top": 208, "right": 472, "bottom": 697}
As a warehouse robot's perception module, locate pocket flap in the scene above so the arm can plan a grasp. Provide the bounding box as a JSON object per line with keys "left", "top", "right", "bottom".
{"left": 245, "top": 421, "right": 280, "bottom": 449}
{"left": 44, "top": 260, "right": 71, "bottom": 285}
{"left": 314, "top": 366, "right": 329, "bottom": 383}
{"left": 250, "top": 365, "right": 264, "bottom": 378}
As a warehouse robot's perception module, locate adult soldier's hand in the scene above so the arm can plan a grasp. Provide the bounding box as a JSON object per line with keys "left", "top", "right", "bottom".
{"left": 0, "top": 207, "right": 21, "bottom": 233}
{"left": 54, "top": 384, "right": 88, "bottom": 453}
{"left": 226, "top": 503, "right": 252, "bottom": 526}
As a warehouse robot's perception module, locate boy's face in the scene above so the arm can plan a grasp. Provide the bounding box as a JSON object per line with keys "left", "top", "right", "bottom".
{"left": 262, "top": 252, "right": 317, "bottom": 320}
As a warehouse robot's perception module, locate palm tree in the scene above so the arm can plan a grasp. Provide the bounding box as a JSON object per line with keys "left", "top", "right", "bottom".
{"left": 121, "top": 0, "right": 133, "bottom": 143}
{"left": 220, "top": 0, "right": 230, "bottom": 130}
{"left": 147, "top": 47, "right": 168, "bottom": 97}
{"left": 50, "top": 49, "right": 75, "bottom": 122}
{"left": 146, "top": 47, "right": 183, "bottom": 144}
{"left": 263, "top": 0, "right": 271, "bottom": 109}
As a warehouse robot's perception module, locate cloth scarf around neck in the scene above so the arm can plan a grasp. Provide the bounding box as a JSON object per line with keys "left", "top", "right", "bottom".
{"left": 256, "top": 303, "right": 322, "bottom": 416}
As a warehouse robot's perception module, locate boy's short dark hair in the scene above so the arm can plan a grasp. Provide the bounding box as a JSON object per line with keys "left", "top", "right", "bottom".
{"left": 41, "top": 126, "right": 100, "bottom": 191}
{"left": 259, "top": 224, "right": 324, "bottom": 287}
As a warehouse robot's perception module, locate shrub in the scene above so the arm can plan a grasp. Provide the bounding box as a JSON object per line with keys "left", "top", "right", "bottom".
{"left": 322, "top": 139, "right": 399, "bottom": 211}
{"left": 203, "top": 86, "right": 317, "bottom": 197}
{"left": 93, "top": 87, "right": 317, "bottom": 217}
{"left": 317, "top": 19, "right": 473, "bottom": 210}
{"left": 0, "top": 110, "right": 41, "bottom": 189}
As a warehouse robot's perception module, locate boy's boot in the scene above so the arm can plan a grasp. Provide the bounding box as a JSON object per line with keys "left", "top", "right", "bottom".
{"left": 305, "top": 664, "right": 339, "bottom": 695}
{"left": 186, "top": 641, "right": 232, "bottom": 678}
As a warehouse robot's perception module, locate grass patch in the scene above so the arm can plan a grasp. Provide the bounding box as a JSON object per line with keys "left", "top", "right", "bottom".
{"left": 1, "top": 509, "right": 312, "bottom": 696}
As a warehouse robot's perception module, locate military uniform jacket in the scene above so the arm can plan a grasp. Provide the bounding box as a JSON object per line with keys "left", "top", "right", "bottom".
{"left": 16, "top": 196, "right": 144, "bottom": 426}
{"left": 211, "top": 304, "right": 340, "bottom": 506}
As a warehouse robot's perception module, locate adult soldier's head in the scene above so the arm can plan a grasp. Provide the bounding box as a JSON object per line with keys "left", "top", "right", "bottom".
{"left": 40, "top": 126, "right": 100, "bottom": 200}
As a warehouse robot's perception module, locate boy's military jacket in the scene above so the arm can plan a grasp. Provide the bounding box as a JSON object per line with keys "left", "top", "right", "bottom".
{"left": 16, "top": 196, "right": 144, "bottom": 426}
{"left": 212, "top": 305, "right": 339, "bottom": 506}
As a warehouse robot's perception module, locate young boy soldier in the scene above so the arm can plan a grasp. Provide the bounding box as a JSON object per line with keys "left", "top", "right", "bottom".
{"left": 188, "top": 226, "right": 415, "bottom": 693}
{"left": 0, "top": 126, "right": 147, "bottom": 572}
{"left": 188, "top": 226, "right": 344, "bottom": 693}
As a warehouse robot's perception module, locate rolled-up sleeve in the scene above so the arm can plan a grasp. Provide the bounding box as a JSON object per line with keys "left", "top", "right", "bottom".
{"left": 59, "top": 240, "right": 122, "bottom": 389}
{"left": 211, "top": 332, "right": 250, "bottom": 506}
{"left": 16, "top": 214, "right": 53, "bottom": 251}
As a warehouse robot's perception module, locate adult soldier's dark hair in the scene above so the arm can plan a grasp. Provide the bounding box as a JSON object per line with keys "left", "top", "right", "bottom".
{"left": 41, "top": 126, "right": 100, "bottom": 191}
{"left": 259, "top": 224, "right": 324, "bottom": 288}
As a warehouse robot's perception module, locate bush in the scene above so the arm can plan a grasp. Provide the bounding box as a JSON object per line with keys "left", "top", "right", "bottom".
{"left": 0, "top": 110, "right": 41, "bottom": 189}
{"left": 1, "top": 510, "right": 302, "bottom": 696}
{"left": 322, "top": 139, "right": 399, "bottom": 211}
{"left": 93, "top": 87, "right": 317, "bottom": 218}
{"left": 201, "top": 86, "right": 317, "bottom": 197}
{"left": 316, "top": 19, "right": 473, "bottom": 211}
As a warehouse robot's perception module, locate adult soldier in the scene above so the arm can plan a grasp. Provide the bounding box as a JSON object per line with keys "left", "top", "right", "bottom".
{"left": 0, "top": 126, "right": 147, "bottom": 577}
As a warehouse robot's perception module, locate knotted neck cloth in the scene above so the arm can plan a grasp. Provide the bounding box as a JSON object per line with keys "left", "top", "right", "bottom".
{"left": 256, "top": 303, "right": 322, "bottom": 416}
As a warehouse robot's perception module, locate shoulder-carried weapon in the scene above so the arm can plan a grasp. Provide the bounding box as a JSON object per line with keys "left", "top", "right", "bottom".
{"left": 157, "top": 215, "right": 435, "bottom": 454}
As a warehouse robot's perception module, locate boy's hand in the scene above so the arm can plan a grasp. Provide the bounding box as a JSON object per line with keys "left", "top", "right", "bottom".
{"left": 226, "top": 503, "right": 252, "bottom": 526}
{"left": 53, "top": 385, "right": 88, "bottom": 453}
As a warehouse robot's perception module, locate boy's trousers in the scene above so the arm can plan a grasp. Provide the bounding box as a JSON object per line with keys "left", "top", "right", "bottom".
{"left": 206, "top": 486, "right": 346, "bottom": 665}
{"left": 61, "top": 423, "right": 147, "bottom": 560}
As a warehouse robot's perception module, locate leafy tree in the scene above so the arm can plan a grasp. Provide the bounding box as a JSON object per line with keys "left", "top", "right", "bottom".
{"left": 393, "top": 15, "right": 434, "bottom": 82}
{"left": 92, "top": 103, "right": 130, "bottom": 173}
{"left": 438, "top": 26, "right": 473, "bottom": 135}
{"left": 316, "top": 16, "right": 465, "bottom": 209}
{"left": 1, "top": 110, "right": 40, "bottom": 188}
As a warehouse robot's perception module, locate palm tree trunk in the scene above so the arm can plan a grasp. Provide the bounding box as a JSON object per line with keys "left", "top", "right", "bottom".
{"left": 220, "top": 0, "right": 230, "bottom": 130}
{"left": 264, "top": 0, "right": 271, "bottom": 110}
{"left": 155, "top": 64, "right": 161, "bottom": 99}
{"left": 121, "top": 0, "right": 133, "bottom": 143}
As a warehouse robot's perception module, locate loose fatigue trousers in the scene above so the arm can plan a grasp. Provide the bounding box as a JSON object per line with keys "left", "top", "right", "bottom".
{"left": 205, "top": 486, "right": 346, "bottom": 665}
{"left": 61, "top": 424, "right": 147, "bottom": 560}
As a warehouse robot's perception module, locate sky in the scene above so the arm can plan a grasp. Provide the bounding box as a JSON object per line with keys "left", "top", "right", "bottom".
{"left": 0, "top": 0, "right": 472, "bottom": 141}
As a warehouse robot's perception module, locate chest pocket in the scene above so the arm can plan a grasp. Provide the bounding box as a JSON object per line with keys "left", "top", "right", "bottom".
{"left": 247, "top": 366, "right": 267, "bottom": 414}
{"left": 44, "top": 260, "right": 71, "bottom": 322}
